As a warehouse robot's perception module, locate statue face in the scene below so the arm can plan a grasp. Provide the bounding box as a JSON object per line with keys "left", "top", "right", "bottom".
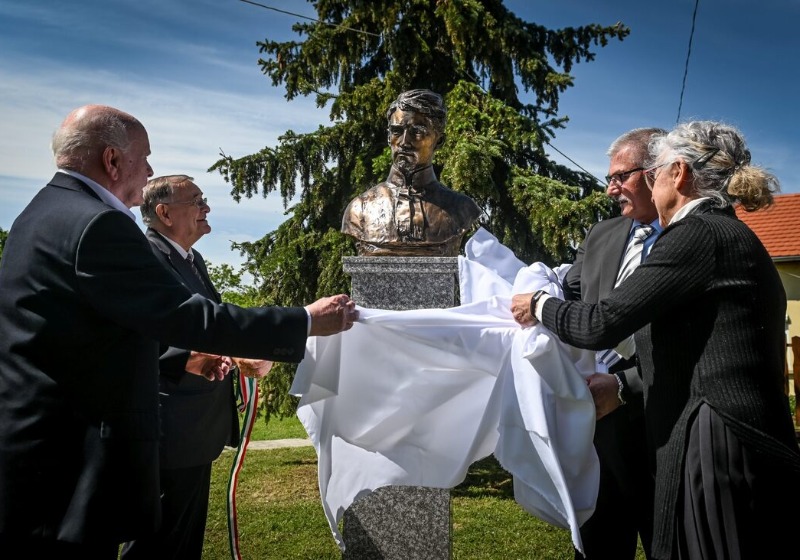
{"left": 388, "top": 109, "right": 440, "bottom": 175}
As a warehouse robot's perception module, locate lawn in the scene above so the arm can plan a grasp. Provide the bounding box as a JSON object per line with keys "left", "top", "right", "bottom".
{"left": 203, "top": 414, "right": 648, "bottom": 559}
{"left": 212, "top": 395, "right": 800, "bottom": 560}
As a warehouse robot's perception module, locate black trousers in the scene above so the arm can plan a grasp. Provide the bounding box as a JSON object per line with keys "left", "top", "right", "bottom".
{"left": 121, "top": 463, "right": 213, "bottom": 560}
{"left": 575, "top": 405, "right": 655, "bottom": 560}
{"left": 0, "top": 534, "right": 119, "bottom": 560}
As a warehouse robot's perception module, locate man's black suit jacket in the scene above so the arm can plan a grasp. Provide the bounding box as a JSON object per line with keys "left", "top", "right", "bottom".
{"left": 0, "top": 173, "right": 308, "bottom": 545}
{"left": 145, "top": 229, "right": 240, "bottom": 469}
{"left": 563, "top": 216, "right": 631, "bottom": 303}
{"left": 563, "top": 216, "right": 644, "bottom": 401}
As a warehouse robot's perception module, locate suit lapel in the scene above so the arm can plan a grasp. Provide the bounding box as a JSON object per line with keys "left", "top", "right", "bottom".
{"left": 145, "top": 229, "right": 218, "bottom": 301}
{"left": 600, "top": 218, "right": 633, "bottom": 297}
{"left": 185, "top": 252, "right": 220, "bottom": 302}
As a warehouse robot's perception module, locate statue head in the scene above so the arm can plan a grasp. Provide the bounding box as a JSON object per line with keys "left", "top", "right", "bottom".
{"left": 386, "top": 89, "right": 446, "bottom": 176}
{"left": 340, "top": 89, "right": 479, "bottom": 257}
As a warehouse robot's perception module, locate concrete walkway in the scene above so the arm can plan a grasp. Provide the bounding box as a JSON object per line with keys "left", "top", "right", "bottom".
{"left": 245, "top": 438, "right": 312, "bottom": 450}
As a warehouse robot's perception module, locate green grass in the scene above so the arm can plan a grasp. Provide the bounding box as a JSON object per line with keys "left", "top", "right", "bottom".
{"left": 208, "top": 418, "right": 648, "bottom": 559}
{"left": 224, "top": 402, "right": 800, "bottom": 560}
{"left": 246, "top": 413, "right": 308, "bottom": 441}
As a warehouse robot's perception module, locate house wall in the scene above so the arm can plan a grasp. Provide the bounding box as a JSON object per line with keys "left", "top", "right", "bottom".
{"left": 777, "top": 262, "right": 800, "bottom": 396}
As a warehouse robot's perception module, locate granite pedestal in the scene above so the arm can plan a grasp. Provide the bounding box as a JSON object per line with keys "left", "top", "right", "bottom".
{"left": 341, "top": 256, "right": 459, "bottom": 560}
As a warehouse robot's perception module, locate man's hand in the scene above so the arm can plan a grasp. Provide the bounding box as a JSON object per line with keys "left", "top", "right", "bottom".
{"left": 586, "top": 373, "right": 622, "bottom": 420}
{"left": 186, "top": 352, "right": 233, "bottom": 381}
{"left": 306, "top": 294, "right": 359, "bottom": 336}
{"left": 511, "top": 293, "right": 537, "bottom": 327}
{"left": 233, "top": 358, "right": 273, "bottom": 379}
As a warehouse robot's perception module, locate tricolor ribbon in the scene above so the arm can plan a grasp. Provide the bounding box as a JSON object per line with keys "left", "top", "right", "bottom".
{"left": 227, "top": 370, "right": 259, "bottom": 560}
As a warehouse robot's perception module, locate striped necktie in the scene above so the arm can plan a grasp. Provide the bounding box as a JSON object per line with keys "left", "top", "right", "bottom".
{"left": 615, "top": 224, "right": 654, "bottom": 287}
{"left": 598, "top": 224, "right": 655, "bottom": 369}
{"left": 185, "top": 252, "right": 205, "bottom": 283}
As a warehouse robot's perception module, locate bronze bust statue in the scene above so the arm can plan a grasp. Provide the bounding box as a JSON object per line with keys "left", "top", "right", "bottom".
{"left": 341, "top": 89, "right": 480, "bottom": 256}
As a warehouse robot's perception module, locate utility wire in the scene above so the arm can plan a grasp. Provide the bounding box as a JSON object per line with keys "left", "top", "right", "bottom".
{"left": 545, "top": 140, "right": 605, "bottom": 186}
{"left": 238, "top": 0, "right": 381, "bottom": 37}
{"left": 239, "top": 0, "right": 604, "bottom": 187}
{"left": 676, "top": 0, "right": 701, "bottom": 123}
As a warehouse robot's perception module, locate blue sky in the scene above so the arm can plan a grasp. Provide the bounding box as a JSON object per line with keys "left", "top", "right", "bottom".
{"left": 1, "top": 0, "right": 798, "bottom": 268}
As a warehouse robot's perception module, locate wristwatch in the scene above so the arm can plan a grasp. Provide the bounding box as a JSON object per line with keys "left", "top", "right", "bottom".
{"left": 614, "top": 373, "right": 627, "bottom": 405}
{"left": 529, "top": 289, "right": 548, "bottom": 318}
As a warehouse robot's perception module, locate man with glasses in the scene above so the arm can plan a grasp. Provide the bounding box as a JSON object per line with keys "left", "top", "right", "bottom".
{"left": 121, "top": 175, "right": 267, "bottom": 559}
{"left": 341, "top": 89, "right": 480, "bottom": 256}
{"left": 561, "top": 128, "right": 665, "bottom": 560}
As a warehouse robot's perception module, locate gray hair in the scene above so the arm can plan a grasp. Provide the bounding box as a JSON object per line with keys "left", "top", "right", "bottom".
{"left": 51, "top": 106, "right": 141, "bottom": 171}
{"left": 649, "top": 121, "right": 778, "bottom": 211}
{"left": 607, "top": 127, "right": 667, "bottom": 166}
{"left": 140, "top": 175, "right": 194, "bottom": 226}
{"left": 386, "top": 89, "right": 446, "bottom": 136}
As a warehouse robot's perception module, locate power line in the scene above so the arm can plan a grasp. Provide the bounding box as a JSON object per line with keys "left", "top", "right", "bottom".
{"left": 239, "top": 0, "right": 604, "bottom": 187}
{"left": 238, "top": 0, "right": 381, "bottom": 38}
{"left": 545, "top": 140, "right": 606, "bottom": 186}
{"left": 676, "top": 0, "right": 701, "bottom": 124}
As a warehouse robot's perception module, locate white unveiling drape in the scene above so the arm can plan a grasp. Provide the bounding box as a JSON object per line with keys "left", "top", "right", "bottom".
{"left": 290, "top": 228, "right": 599, "bottom": 553}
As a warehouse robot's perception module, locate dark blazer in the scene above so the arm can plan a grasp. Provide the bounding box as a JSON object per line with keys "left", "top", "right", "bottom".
{"left": 562, "top": 216, "right": 654, "bottom": 559}
{"left": 564, "top": 216, "right": 632, "bottom": 302}
{"left": 542, "top": 202, "right": 800, "bottom": 558}
{"left": 145, "top": 229, "right": 239, "bottom": 469}
{"left": 0, "top": 173, "right": 308, "bottom": 545}
{"left": 563, "top": 216, "right": 644, "bottom": 400}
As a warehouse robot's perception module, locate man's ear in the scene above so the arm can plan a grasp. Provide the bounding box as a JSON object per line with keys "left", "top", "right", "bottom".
{"left": 102, "top": 146, "right": 120, "bottom": 181}
{"left": 155, "top": 203, "right": 172, "bottom": 226}
{"left": 435, "top": 133, "right": 446, "bottom": 150}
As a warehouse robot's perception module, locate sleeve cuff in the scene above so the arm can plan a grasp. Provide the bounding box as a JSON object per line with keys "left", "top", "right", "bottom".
{"left": 533, "top": 293, "right": 551, "bottom": 322}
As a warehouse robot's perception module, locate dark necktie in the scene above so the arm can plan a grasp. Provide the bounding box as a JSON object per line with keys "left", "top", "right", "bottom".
{"left": 185, "top": 252, "right": 205, "bottom": 283}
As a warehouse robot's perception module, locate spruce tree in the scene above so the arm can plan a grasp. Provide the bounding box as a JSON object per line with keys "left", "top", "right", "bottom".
{"left": 210, "top": 0, "right": 628, "bottom": 417}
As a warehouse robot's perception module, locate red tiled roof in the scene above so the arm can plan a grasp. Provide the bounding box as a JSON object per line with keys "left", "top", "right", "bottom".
{"left": 735, "top": 193, "right": 800, "bottom": 260}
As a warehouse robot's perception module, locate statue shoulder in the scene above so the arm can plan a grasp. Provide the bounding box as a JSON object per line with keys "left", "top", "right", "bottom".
{"left": 341, "top": 182, "right": 397, "bottom": 235}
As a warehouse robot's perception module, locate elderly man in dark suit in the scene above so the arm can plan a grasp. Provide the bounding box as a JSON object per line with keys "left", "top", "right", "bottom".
{"left": 561, "top": 128, "right": 665, "bottom": 560}
{"left": 119, "top": 175, "right": 268, "bottom": 559}
{"left": 0, "top": 105, "right": 356, "bottom": 559}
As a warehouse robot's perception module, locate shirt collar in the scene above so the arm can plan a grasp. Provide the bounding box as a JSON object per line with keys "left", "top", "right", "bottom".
{"left": 631, "top": 217, "right": 663, "bottom": 235}
{"left": 58, "top": 168, "right": 137, "bottom": 222}
{"left": 157, "top": 231, "right": 192, "bottom": 260}
{"left": 669, "top": 197, "right": 711, "bottom": 225}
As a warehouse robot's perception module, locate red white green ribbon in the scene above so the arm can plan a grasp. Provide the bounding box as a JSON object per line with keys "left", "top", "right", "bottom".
{"left": 227, "top": 371, "right": 259, "bottom": 560}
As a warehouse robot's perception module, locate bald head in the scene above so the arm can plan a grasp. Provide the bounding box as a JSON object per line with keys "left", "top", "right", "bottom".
{"left": 51, "top": 105, "right": 153, "bottom": 207}
{"left": 52, "top": 105, "right": 143, "bottom": 171}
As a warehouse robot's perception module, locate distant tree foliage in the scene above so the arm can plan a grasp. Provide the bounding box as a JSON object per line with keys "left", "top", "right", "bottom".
{"left": 0, "top": 227, "right": 7, "bottom": 264}
{"left": 210, "top": 0, "right": 628, "bottom": 418}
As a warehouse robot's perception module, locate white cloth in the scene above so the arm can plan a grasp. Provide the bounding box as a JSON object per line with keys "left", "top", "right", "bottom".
{"left": 291, "top": 228, "right": 599, "bottom": 553}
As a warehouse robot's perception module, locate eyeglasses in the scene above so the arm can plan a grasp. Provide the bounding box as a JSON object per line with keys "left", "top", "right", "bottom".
{"left": 604, "top": 167, "right": 644, "bottom": 186}
{"left": 164, "top": 197, "right": 208, "bottom": 208}
{"left": 387, "top": 124, "right": 429, "bottom": 140}
{"left": 643, "top": 162, "right": 674, "bottom": 189}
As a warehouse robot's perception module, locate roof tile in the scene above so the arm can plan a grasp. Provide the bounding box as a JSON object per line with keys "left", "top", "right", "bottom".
{"left": 735, "top": 193, "right": 800, "bottom": 259}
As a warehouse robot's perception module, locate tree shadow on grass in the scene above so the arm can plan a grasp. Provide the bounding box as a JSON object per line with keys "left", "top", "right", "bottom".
{"left": 452, "top": 455, "right": 514, "bottom": 500}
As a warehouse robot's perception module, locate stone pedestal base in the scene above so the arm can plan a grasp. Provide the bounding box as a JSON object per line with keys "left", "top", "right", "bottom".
{"left": 342, "top": 487, "right": 451, "bottom": 560}
{"left": 340, "top": 256, "right": 458, "bottom": 560}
